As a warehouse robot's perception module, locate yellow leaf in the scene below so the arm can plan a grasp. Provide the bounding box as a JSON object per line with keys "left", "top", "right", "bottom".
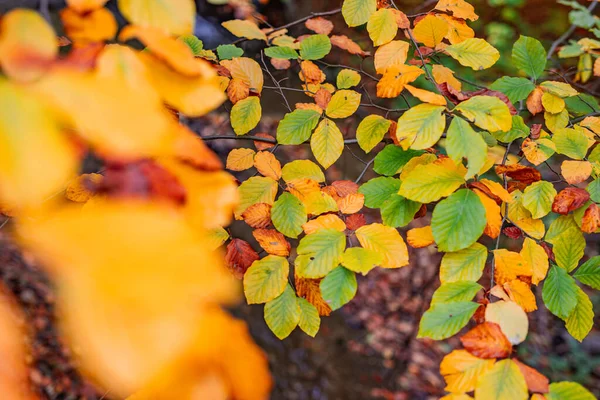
{"left": 437, "top": 14, "right": 474, "bottom": 44}
{"left": 367, "top": 8, "right": 398, "bottom": 47}
{"left": 478, "top": 179, "right": 512, "bottom": 203}
{"left": 399, "top": 157, "right": 466, "bottom": 203}
{"left": 504, "top": 280, "right": 537, "bottom": 312}
{"left": 325, "top": 90, "right": 361, "bottom": 118}
{"left": 405, "top": 84, "right": 447, "bottom": 106}
{"left": 220, "top": 57, "right": 264, "bottom": 93}
{"left": 374, "top": 40, "right": 410, "bottom": 74}
{"left": 377, "top": 64, "right": 424, "bottom": 98}
{"left": 287, "top": 178, "right": 321, "bottom": 202}
{"left": 118, "top": 0, "right": 195, "bottom": 36}
{"left": 254, "top": 151, "right": 282, "bottom": 180}
{"left": 399, "top": 153, "right": 438, "bottom": 180}
{"left": 18, "top": 201, "right": 237, "bottom": 398}
{"left": 475, "top": 359, "right": 527, "bottom": 400}
{"left": 226, "top": 148, "right": 256, "bottom": 171}
{"left": 432, "top": 64, "right": 462, "bottom": 91}
{"left": 440, "top": 350, "right": 495, "bottom": 394}
{"left": 396, "top": 104, "right": 446, "bottom": 149}
{"left": 492, "top": 249, "right": 532, "bottom": 285}
{"left": 60, "top": 7, "right": 117, "bottom": 44}
{"left": 65, "top": 173, "right": 103, "bottom": 203}
{"left": 413, "top": 14, "right": 449, "bottom": 48}
{"left": 302, "top": 214, "right": 346, "bottom": 235}
{"left": 474, "top": 189, "right": 501, "bottom": 239}
{"left": 303, "top": 190, "right": 339, "bottom": 215}
{"left": 355, "top": 223, "right": 409, "bottom": 269}
{"left": 0, "top": 80, "right": 78, "bottom": 210}
{"left": 485, "top": 300, "right": 529, "bottom": 345}
{"left": 435, "top": 0, "right": 479, "bottom": 21}
{"left": 231, "top": 96, "right": 262, "bottom": 135}
{"left": 541, "top": 92, "right": 565, "bottom": 114}
{"left": 311, "top": 118, "right": 344, "bottom": 168}
{"left": 222, "top": 20, "right": 267, "bottom": 41}
{"left": 407, "top": 225, "right": 435, "bottom": 248}
{"left": 521, "top": 137, "right": 556, "bottom": 166}
{"left": 454, "top": 96, "right": 512, "bottom": 133}
{"left": 561, "top": 160, "right": 592, "bottom": 185}
{"left": 505, "top": 191, "right": 545, "bottom": 239}
{"left": 520, "top": 238, "right": 549, "bottom": 285}
{"left": 0, "top": 9, "right": 57, "bottom": 82}
{"left": 445, "top": 38, "right": 500, "bottom": 70}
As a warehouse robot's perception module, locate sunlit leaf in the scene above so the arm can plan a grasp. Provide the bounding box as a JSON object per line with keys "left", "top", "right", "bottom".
{"left": 118, "top": 0, "right": 195, "bottom": 35}
{"left": 445, "top": 38, "right": 500, "bottom": 70}
{"left": 296, "top": 229, "right": 346, "bottom": 278}
{"left": 475, "top": 359, "right": 528, "bottom": 400}
{"left": 355, "top": 223, "right": 409, "bottom": 269}
{"left": 244, "top": 255, "right": 289, "bottom": 304}
{"left": 271, "top": 192, "right": 307, "bottom": 239}
{"left": 222, "top": 20, "right": 267, "bottom": 41}
{"left": 311, "top": 118, "right": 344, "bottom": 168}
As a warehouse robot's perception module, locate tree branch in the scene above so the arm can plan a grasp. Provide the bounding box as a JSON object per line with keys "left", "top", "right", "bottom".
{"left": 547, "top": 0, "right": 598, "bottom": 60}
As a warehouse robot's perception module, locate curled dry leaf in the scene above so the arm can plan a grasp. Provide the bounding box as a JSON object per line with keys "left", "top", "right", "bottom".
{"left": 503, "top": 226, "right": 522, "bottom": 239}
{"left": 460, "top": 322, "right": 512, "bottom": 359}
{"left": 582, "top": 203, "right": 600, "bottom": 233}
{"left": 241, "top": 203, "right": 272, "bottom": 229}
{"left": 551, "top": 187, "right": 590, "bottom": 215}
{"left": 300, "top": 60, "right": 326, "bottom": 84}
{"left": 495, "top": 164, "right": 541, "bottom": 185}
{"left": 512, "top": 359, "right": 549, "bottom": 394}
{"left": 225, "top": 238, "right": 260, "bottom": 279}
{"left": 253, "top": 228, "right": 291, "bottom": 257}
{"left": 295, "top": 102, "right": 324, "bottom": 113}
{"left": 330, "top": 35, "right": 370, "bottom": 57}
{"left": 305, "top": 17, "right": 334, "bottom": 35}
{"left": 314, "top": 88, "right": 333, "bottom": 109}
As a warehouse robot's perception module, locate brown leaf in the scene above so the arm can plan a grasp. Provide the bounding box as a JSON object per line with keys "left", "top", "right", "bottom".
{"left": 473, "top": 299, "right": 489, "bottom": 324}
{"left": 468, "top": 181, "right": 502, "bottom": 204}
{"left": 540, "top": 242, "right": 555, "bottom": 262}
{"left": 390, "top": 9, "right": 410, "bottom": 29}
{"left": 295, "top": 275, "right": 332, "bottom": 316}
{"left": 330, "top": 35, "right": 370, "bottom": 57}
{"left": 225, "top": 239, "right": 259, "bottom": 279}
{"left": 314, "top": 88, "right": 332, "bottom": 109}
{"left": 241, "top": 203, "right": 272, "bottom": 228}
{"left": 552, "top": 187, "right": 590, "bottom": 215}
{"left": 527, "top": 87, "right": 544, "bottom": 116}
{"left": 331, "top": 180, "right": 359, "bottom": 197}
{"left": 253, "top": 133, "right": 276, "bottom": 150}
{"left": 270, "top": 58, "right": 291, "bottom": 70}
{"left": 227, "top": 78, "right": 250, "bottom": 104}
{"left": 414, "top": 204, "right": 428, "bottom": 219}
{"left": 503, "top": 226, "right": 523, "bottom": 239}
{"left": 530, "top": 124, "right": 542, "bottom": 139}
{"left": 512, "top": 359, "right": 549, "bottom": 393}
{"left": 582, "top": 203, "right": 600, "bottom": 233}
{"left": 252, "top": 228, "right": 291, "bottom": 257}
{"left": 305, "top": 17, "right": 334, "bottom": 35}
{"left": 495, "top": 164, "right": 541, "bottom": 185}
{"left": 345, "top": 213, "right": 366, "bottom": 231}
{"left": 460, "top": 322, "right": 513, "bottom": 359}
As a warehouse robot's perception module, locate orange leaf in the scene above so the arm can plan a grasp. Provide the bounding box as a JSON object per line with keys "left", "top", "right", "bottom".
{"left": 345, "top": 213, "right": 366, "bottom": 231}
{"left": 66, "top": 173, "right": 103, "bottom": 203}
{"left": 253, "top": 151, "right": 282, "bottom": 181}
{"left": 504, "top": 279, "right": 537, "bottom": 312}
{"left": 299, "top": 60, "right": 326, "bottom": 84}
{"left": 460, "top": 322, "right": 512, "bottom": 359}
{"left": 561, "top": 160, "right": 592, "bottom": 185}
{"left": 171, "top": 125, "right": 223, "bottom": 171}
{"left": 406, "top": 225, "right": 435, "bottom": 248}
{"left": 512, "top": 359, "right": 549, "bottom": 394}
{"left": 337, "top": 193, "right": 365, "bottom": 214}
{"left": 0, "top": 9, "right": 58, "bottom": 82}
{"left": 270, "top": 57, "right": 291, "bottom": 70}
{"left": 526, "top": 87, "right": 544, "bottom": 116}
{"left": 295, "top": 275, "right": 332, "bottom": 316}
{"left": 66, "top": 0, "right": 108, "bottom": 12}
{"left": 493, "top": 249, "right": 532, "bottom": 285}
{"left": 495, "top": 164, "right": 541, "bottom": 185}
{"left": 227, "top": 148, "right": 256, "bottom": 171}
{"left": 226, "top": 238, "right": 260, "bottom": 279}
{"left": 252, "top": 228, "right": 291, "bottom": 257}
{"left": 227, "top": 78, "right": 250, "bottom": 104}
{"left": 474, "top": 189, "right": 502, "bottom": 239}
{"left": 432, "top": 64, "right": 461, "bottom": 91}
{"left": 60, "top": 7, "right": 117, "bottom": 43}
{"left": 302, "top": 214, "right": 346, "bottom": 235}
{"left": 314, "top": 88, "right": 332, "bottom": 109}
{"left": 241, "top": 203, "right": 272, "bottom": 229}
{"left": 435, "top": 0, "right": 479, "bottom": 21}
{"left": 331, "top": 180, "right": 359, "bottom": 197}
{"left": 552, "top": 187, "right": 590, "bottom": 215}
{"left": 405, "top": 84, "right": 447, "bottom": 105}
{"left": 295, "top": 102, "right": 324, "bottom": 113}
{"left": 253, "top": 133, "right": 276, "bottom": 151}
{"left": 377, "top": 64, "right": 424, "bottom": 98}
{"left": 305, "top": 17, "right": 334, "bottom": 35}
{"left": 437, "top": 14, "right": 474, "bottom": 44}
{"left": 390, "top": 9, "right": 410, "bottom": 29}
{"left": 330, "top": 35, "right": 370, "bottom": 56}
{"left": 478, "top": 179, "right": 512, "bottom": 203}
{"left": 582, "top": 203, "right": 600, "bottom": 233}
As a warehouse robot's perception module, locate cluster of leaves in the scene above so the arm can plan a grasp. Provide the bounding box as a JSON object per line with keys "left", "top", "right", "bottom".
{"left": 206, "top": 0, "right": 600, "bottom": 398}
{"left": 0, "top": 0, "right": 272, "bottom": 399}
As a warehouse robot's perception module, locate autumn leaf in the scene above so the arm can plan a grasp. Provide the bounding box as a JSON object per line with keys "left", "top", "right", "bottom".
{"left": 552, "top": 187, "right": 590, "bottom": 215}
{"left": 355, "top": 223, "right": 409, "bottom": 269}
{"left": 118, "top": 0, "right": 195, "bottom": 36}
{"left": 485, "top": 300, "right": 529, "bottom": 345}
{"left": 254, "top": 151, "right": 282, "bottom": 180}
{"left": 377, "top": 64, "right": 424, "bottom": 98}
{"left": 413, "top": 14, "right": 449, "bottom": 48}
{"left": 435, "top": 0, "right": 479, "bottom": 21}
{"left": 253, "top": 229, "right": 291, "bottom": 257}
{"left": 226, "top": 238, "right": 260, "bottom": 279}
{"left": 512, "top": 359, "right": 549, "bottom": 394}
{"left": 440, "top": 350, "right": 495, "bottom": 394}
{"left": 407, "top": 225, "right": 435, "bottom": 248}
{"left": 330, "top": 34, "right": 371, "bottom": 56}
{"left": 227, "top": 148, "right": 256, "bottom": 171}
{"left": 60, "top": 7, "right": 117, "bottom": 44}
{"left": 241, "top": 203, "right": 272, "bottom": 229}
{"left": 460, "top": 322, "right": 512, "bottom": 359}
{"left": 305, "top": 17, "right": 334, "bottom": 35}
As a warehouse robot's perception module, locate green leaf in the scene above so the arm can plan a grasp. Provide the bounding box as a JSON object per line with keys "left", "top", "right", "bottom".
{"left": 373, "top": 145, "right": 423, "bottom": 176}
{"left": 566, "top": 287, "right": 594, "bottom": 342}
{"left": 235, "top": 176, "right": 278, "bottom": 217}
{"left": 547, "top": 382, "right": 596, "bottom": 400}
{"left": 431, "top": 281, "right": 482, "bottom": 305}
{"left": 298, "top": 297, "right": 320, "bottom": 337}
{"left": 380, "top": 194, "right": 421, "bottom": 228}
{"left": 546, "top": 215, "right": 579, "bottom": 245}
{"left": 281, "top": 159, "right": 325, "bottom": 183}
{"left": 216, "top": 44, "right": 243, "bottom": 60}
{"left": 271, "top": 192, "right": 307, "bottom": 238}
{"left": 553, "top": 228, "right": 585, "bottom": 272}
{"left": 320, "top": 266, "right": 357, "bottom": 310}
{"left": 446, "top": 117, "right": 487, "bottom": 179}
{"left": 552, "top": 128, "right": 589, "bottom": 159}
{"left": 311, "top": 118, "right": 343, "bottom": 169}
{"left": 475, "top": 360, "right": 528, "bottom": 400}
{"left": 492, "top": 115, "right": 529, "bottom": 143}
{"left": 440, "top": 243, "right": 488, "bottom": 283}
{"left": 542, "top": 265, "right": 579, "bottom": 320}
{"left": 540, "top": 81, "right": 578, "bottom": 98}
{"left": 558, "top": 42, "right": 584, "bottom": 58}
{"left": 296, "top": 229, "right": 346, "bottom": 278}
{"left": 587, "top": 179, "right": 600, "bottom": 203}
{"left": 565, "top": 94, "right": 599, "bottom": 116}
{"left": 243, "top": 255, "right": 289, "bottom": 304}
{"left": 299, "top": 34, "right": 331, "bottom": 60}
{"left": 432, "top": 189, "right": 486, "bottom": 252}
{"left": 366, "top": 8, "right": 397, "bottom": 46}
{"left": 574, "top": 256, "right": 600, "bottom": 289}
{"left": 231, "top": 96, "right": 261, "bottom": 135}
{"left": 511, "top": 35, "right": 547, "bottom": 80}
{"left": 445, "top": 38, "right": 500, "bottom": 70}
{"left": 265, "top": 46, "right": 299, "bottom": 59}
{"left": 178, "top": 34, "right": 203, "bottom": 55}
{"left": 356, "top": 115, "right": 391, "bottom": 153}
{"left": 395, "top": 104, "right": 446, "bottom": 150}
{"left": 359, "top": 177, "right": 401, "bottom": 208}
{"left": 264, "top": 284, "right": 300, "bottom": 339}
{"left": 398, "top": 161, "right": 465, "bottom": 203}
{"left": 337, "top": 69, "right": 361, "bottom": 89}
{"left": 342, "top": 0, "right": 377, "bottom": 27}
{"left": 276, "top": 109, "right": 321, "bottom": 145}
{"left": 489, "top": 76, "right": 536, "bottom": 104}
{"left": 454, "top": 95, "right": 513, "bottom": 133}
{"left": 417, "top": 301, "right": 480, "bottom": 340}
{"left": 340, "top": 247, "right": 383, "bottom": 275}
{"left": 522, "top": 181, "right": 557, "bottom": 219}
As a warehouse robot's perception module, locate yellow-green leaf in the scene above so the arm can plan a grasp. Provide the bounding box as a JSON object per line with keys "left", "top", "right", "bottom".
{"left": 446, "top": 117, "right": 487, "bottom": 179}
{"left": 243, "top": 255, "right": 289, "bottom": 304}
{"left": 396, "top": 104, "right": 446, "bottom": 150}
{"left": 118, "top": 0, "right": 195, "bottom": 36}
{"left": 475, "top": 359, "right": 528, "bottom": 400}
{"left": 566, "top": 287, "right": 594, "bottom": 342}
{"left": 235, "top": 176, "right": 278, "bottom": 217}
{"left": 326, "top": 89, "right": 361, "bottom": 119}
{"left": 356, "top": 115, "right": 392, "bottom": 153}
{"left": 311, "top": 118, "right": 344, "bottom": 169}
{"left": 445, "top": 38, "right": 500, "bottom": 70}
{"left": 341, "top": 247, "right": 384, "bottom": 275}
{"left": 320, "top": 266, "right": 357, "bottom": 310}
{"left": 264, "top": 284, "right": 300, "bottom": 339}
{"left": 367, "top": 8, "right": 398, "bottom": 46}
{"left": 355, "top": 223, "right": 409, "bottom": 269}
{"left": 454, "top": 96, "right": 512, "bottom": 133}
{"left": 440, "top": 243, "right": 488, "bottom": 283}
{"left": 342, "top": 0, "right": 377, "bottom": 27}
{"left": 295, "top": 229, "right": 346, "bottom": 278}
{"left": 298, "top": 297, "right": 320, "bottom": 337}
{"left": 281, "top": 160, "right": 325, "bottom": 183}
{"left": 337, "top": 69, "right": 361, "bottom": 89}
{"left": 231, "top": 96, "right": 261, "bottom": 135}
{"left": 222, "top": 19, "right": 267, "bottom": 41}
{"left": 399, "top": 158, "right": 466, "bottom": 203}
{"left": 271, "top": 192, "right": 307, "bottom": 238}
{"left": 276, "top": 109, "right": 321, "bottom": 145}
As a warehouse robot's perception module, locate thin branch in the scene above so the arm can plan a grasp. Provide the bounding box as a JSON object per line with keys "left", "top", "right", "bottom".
{"left": 547, "top": 0, "right": 598, "bottom": 60}
{"left": 266, "top": 8, "right": 342, "bottom": 36}
{"left": 316, "top": 60, "right": 379, "bottom": 82}
{"left": 355, "top": 157, "right": 376, "bottom": 183}
{"left": 570, "top": 111, "right": 600, "bottom": 125}
{"left": 260, "top": 51, "right": 292, "bottom": 112}
{"left": 406, "top": 29, "right": 446, "bottom": 98}
{"left": 201, "top": 135, "right": 364, "bottom": 145}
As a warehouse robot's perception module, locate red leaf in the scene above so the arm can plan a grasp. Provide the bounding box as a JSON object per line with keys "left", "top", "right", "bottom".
{"left": 513, "top": 359, "right": 550, "bottom": 393}
{"left": 530, "top": 124, "right": 542, "bottom": 139}
{"left": 345, "top": 213, "right": 366, "bottom": 231}
{"left": 331, "top": 180, "right": 359, "bottom": 197}
{"left": 460, "top": 322, "right": 512, "bottom": 359}
{"left": 503, "top": 226, "right": 523, "bottom": 239}
{"left": 495, "top": 164, "right": 542, "bottom": 185}
{"left": 225, "top": 239, "right": 259, "bottom": 279}
{"left": 582, "top": 203, "right": 600, "bottom": 233}
{"left": 552, "top": 187, "right": 590, "bottom": 215}
{"left": 540, "top": 242, "right": 555, "bottom": 262}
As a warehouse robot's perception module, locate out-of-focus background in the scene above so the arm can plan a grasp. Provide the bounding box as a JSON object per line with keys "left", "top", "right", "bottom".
{"left": 0, "top": 0, "right": 599, "bottom": 399}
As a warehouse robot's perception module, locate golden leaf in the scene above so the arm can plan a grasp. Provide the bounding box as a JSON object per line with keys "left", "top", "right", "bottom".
{"left": 376, "top": 64, "right": 424, "bottom": 98}
{"left": 440, "top": 350, "right": 495, "bottom": 394}
{"left": 474, "top": 189, "right": 502, "bottom": 239}
{"left": 253, "top": 228, "right": 291, "bottom": 257}
{"left": 374, "top": 40, "right": 410, "bottom": 74}
{"left": 492, "top": 249, "right": 532, "bottom": 285}
{"left": 118, "top": 0, "right": 195, "bottom": 36}
{"left": 302, "top": 214, "right": 346, "bottom": 235}
{"left": 337, "top": 193, "right": 365, "bottom": 214}
{"left": 254, "top": 151, "right": 283, "bottom": 181}
{"left": 413, "top": 14, "right": 449, "bottom": 48}
{"left": 241, "top": 203, "right": 272, "bottom": 229}
{"left": 520, "top": 238, "right": 548, "bottom": 285}
{"left": 405, "top": 84, "right": 447, "bottom": 105}
{"left": 407, "top": 226, "right": 435, "bottom": 248}
{"left": 561, "top": 160, "right": 592, "bottom": 185}
{"left": 504, "top": 279, "right": 537, "bottom": 312}
{"left": 295, "top": 275, "right": 332, "bottom": 316}
{"left": 435, "top": 0, "right": 479, "bottom": 21}
{"left": 227, "top": 78, "right": 250, "bottom": 104}
{"left": 65, "top": 173, "right": 103, "bottom": 203}
{"left": 226, "top": 148, "right": 256, "bottom": 171}
{"left": 60, "top": 7, "right": 117, "bottom": 43}
{"left": 221, "top": 57, "right": 264, "bottom": 93}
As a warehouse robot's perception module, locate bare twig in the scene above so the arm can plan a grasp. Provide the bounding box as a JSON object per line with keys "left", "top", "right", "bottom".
{"left": 547, "top": 0, "right": 598, "bottom": 60}
{"left": 355, "top": 157, "right": 376, "bottom": 183}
